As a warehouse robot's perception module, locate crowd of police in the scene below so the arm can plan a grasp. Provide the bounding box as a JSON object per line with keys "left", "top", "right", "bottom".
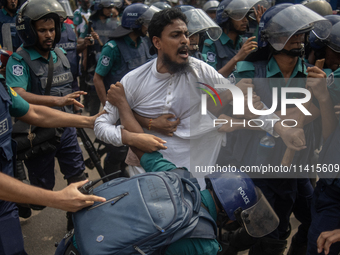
{"left": 1, "top": 0, "right": 340, "bottom": 254}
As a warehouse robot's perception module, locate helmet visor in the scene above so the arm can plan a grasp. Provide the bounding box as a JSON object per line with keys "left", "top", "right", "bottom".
{"left": 262, "top": 4, "right": 332, "bottom": 51}
{"left": 240, "top": 188, "right": 279, "bottom": 238}
{"left": 58, "top": 0, "right": 73, "bottom": 18}
{"left": 139, "top": 5, "right": 160, "bottom": 26}
{"left": 185, "top": 9, "right": 222, "bottom": 41}
{"left": 326, "top": 21, "right": 340, "bottom": 53}
{"left": 224, "top": 0, "right": 268, "bottom": 21}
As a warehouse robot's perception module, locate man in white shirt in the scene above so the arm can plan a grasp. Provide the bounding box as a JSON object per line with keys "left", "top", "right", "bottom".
{"left": 94, "top": 8, "right": 306, "bottom": 186}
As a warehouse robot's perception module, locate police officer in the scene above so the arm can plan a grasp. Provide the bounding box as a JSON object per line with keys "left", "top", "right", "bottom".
{"left": 180, "top": 6, "right": 221, "bottom": 61}
{"left": 202, "top": 0, "right": 265, "bottom": 78}
{"left": 305, "top": 15, "right": 340, "bottom": 255}
{"left": 6, "top": 0, "right": 89, "bottom": 227}
{"left": 202, "top": 0, "right": 219, "bottom": 20}
{"left": 151, "top": 1, "right": 171, "bottom": 10}
{"left": 0, "top": 0, "right": 22, "bottom": 52}
{"left": 73, "top": 0, "right": 92, "bottom": 36}
{"left": 302, "top": 0, "right": 333, "bottom": 17}
{"left": 93, "top": 3, "right": 159, "bottom": 106}
{"left": 220, "top": 4, "right": 332, "bottom": 255}
{"left": 80, "top": 0, "right": 121, "bottom": 116}
{"left": 0, "top": 78, "right": 105, "bottom": 254}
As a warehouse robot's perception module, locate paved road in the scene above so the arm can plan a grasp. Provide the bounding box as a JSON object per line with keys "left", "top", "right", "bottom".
{"left": 20, "top": 128, "right": 298, "bottom": 255}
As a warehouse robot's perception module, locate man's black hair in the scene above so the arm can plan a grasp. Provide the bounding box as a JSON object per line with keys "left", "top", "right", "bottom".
{"left": 148, "top": 8, "right": 188, "bottom": 51}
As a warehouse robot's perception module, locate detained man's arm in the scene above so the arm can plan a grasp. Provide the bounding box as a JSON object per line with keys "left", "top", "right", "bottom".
{"left": 317, "top": 229, "right": 340, "bottom": 255}
{"left": 106, "top": 82, "right": 167, "bottom": 158}
{"left": 93, "top": 72, "right": 108, "bottom": 106}
{"left": 0, "top": 172, "right": 106, "bottom": 212}
{"left": 13, "top": 87, "right": 86, "bottom": 108}
{"left": 18, "top": 104, "right": 103, "bottom": 129}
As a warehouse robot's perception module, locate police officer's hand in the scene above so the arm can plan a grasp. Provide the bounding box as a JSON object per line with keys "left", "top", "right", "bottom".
{"left": 317, "top": 229, "right": 340, "bottom": 255}
{"left": 53, "top": 180, "right": 106, "bottom": 212}
{"left": 88, "top": 110, "right": 107, "bottom": 129}
{"left": 235, "top": 78, "right": 254, "bottom": 95}
{"left": 84, "top": 36, "right": 94, "bottom": 46}
{"left": 57, "top": 91, "right": 87, "bottom": 108}
{"left": 150, "top": 114, "right": 180, "bottom": 137}
{"left": 91, "top": 31, "right": 99, "bottom": 41}
{"left": 107, "top": 82, "right": 128, "bottom": 108}
{"left": 306, "top": 66, "right": 328, "bottom": 102}
{"left": 279, "top": 126, "right": 307, "bottom": 151}
{"left": 129, "top": 133, "right": 167, "bottom": 153}
{"left": 254, "top": 5, "right": 267, "bottom": 24}
{"left": 238, "top": 93, "right": 263, "bottom": 120}
{"left": 234, "top": 37, "right": 258, "bottom": 62}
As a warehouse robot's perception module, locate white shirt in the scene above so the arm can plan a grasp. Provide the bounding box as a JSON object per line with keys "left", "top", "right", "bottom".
{"left": 94, "top": 57, "right": 229, "bottom": 178}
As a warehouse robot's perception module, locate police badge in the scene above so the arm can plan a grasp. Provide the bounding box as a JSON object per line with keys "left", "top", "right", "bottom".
{"left": 12, "top": 65, "right": 24, "bottom": 76}
{"left": 327, "top": 72, "right": 334, "bottom": 87}
{"left": 101, "top": 56, "right": 110, "bottom": 67}
{"left": 207, "top": 52, "right": 216, "bottom": 63}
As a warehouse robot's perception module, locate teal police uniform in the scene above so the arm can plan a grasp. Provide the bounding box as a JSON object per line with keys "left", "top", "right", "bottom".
{"left": 307, "top": 67, "right": 340, "bottom": 255}
{"left": 0, "top": 81, "right": 29, "bottom": 255}
{"left": 202, "top": 32, "right": 243, "bottom": 70}
{"left": 6, "top": 46, "right": 85, "bottom": 191}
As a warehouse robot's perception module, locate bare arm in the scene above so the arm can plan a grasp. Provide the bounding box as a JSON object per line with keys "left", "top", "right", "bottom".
{"left": 0, "top": 172, "right": 106, "bottom": 212}
{"left": 13, "top": 87, "right": 86, "bottom": 108}
{"left": 93, "top": 72, "right": 107, "bottom": 106}
{"left": 18, "top": 104, "right": 104, "bottom": 129}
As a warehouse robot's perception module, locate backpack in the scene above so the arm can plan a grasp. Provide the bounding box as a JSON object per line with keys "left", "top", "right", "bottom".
{"left": 73, "top": 171, "right": 216, "bottom": 255}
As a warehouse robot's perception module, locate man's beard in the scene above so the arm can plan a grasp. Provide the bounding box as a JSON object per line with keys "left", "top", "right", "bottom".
{"left": 162, "top": 52, "right": 190, "bottom": 74}
{"left": 36, "top": 42, "right": 53, "bottom": 53}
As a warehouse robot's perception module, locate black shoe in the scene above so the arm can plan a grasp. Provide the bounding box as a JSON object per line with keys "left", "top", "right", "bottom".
{"left": 17, "top": 205, "right": 32, "bottom": 218}
{"left": 30, "top": 204, "right": 46, "bottom": 210}
{"left": 287, "top": 234, "right": 307, "bottom": 255}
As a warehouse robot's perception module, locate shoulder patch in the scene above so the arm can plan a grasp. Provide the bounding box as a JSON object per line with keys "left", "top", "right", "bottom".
{"left": 327, "top": 72, "right": 334, "bottom": 87}
{"left": 107, "top": 42, "right": 115, "bottom": 48}
{"left": 12, "top": 65, "right": 24, "bottom": 76}
{"left": 236, "top": 61, "right": 255, "bottom": 72}
{"left": 101, "top": 55, "right": 111, "bottom": 66}
{"left": 206, "top": 52, "right": 216, "bottom": 63}
{"left": 10, "top": 87, "right": 17, "bottom": 97}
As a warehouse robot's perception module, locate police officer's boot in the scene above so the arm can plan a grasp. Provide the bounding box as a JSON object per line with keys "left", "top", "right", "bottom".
{"left": 248, "top": 237, "right": 287, "bottom": 255}
{"left": 66, "top": 172, "right": 87, "bottom": 231}
{"left": 287, "top": 234, "right": 307, "bottom": 255}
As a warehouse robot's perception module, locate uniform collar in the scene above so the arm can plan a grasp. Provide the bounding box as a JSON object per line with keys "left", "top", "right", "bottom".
{"left": 123, "top": 34, "right": 141, "bottom": 48}
{"left": 61, "top": 23, "right": 66, "bottom": 32}
{"left": 2, "top": 8, "right": 16, "bottom": 17}
{"left": 219, "top": 32, "right": 242, "bottom": 49}
{"left": 23, "top": 46, "right": 53, "bottom": 62}
{"left": 266, "top": 57, "right": 307, "bottom": 78}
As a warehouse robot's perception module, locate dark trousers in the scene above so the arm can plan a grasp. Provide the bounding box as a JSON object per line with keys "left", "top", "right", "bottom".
{"left": 307, "top": 181, "right": 340, "bottom": 255}
{"left": 24, "top": 127, "right": 85, "bottom": 190}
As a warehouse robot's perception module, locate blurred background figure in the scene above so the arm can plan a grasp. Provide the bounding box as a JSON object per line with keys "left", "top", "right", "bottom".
{"left": 202, "top": 0, "right": 219, "bottom": 20}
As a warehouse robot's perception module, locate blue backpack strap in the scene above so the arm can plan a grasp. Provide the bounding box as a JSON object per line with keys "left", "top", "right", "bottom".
{"left": 169, "top": 168, "right": 200, "bottom": 190}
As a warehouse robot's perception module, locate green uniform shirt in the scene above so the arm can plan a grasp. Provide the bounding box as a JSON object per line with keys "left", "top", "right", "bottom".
{"left": 95, "top": 36, "right": 142, "bottom": 78}
{"left": 140, "top": 151, "right": 221, "bottom": 255}
{"left": 325, "top": 68, "right": 340, "bottom": 124}
{"left": 61, "top": 23, "right": 75, "bottom": 32}
{"left": 6, "top": 47, "right": 66, "bottom": 92}
{"left": 202, "top": 32, "right": 243, "bottom": 69}
{"left": 73, "top": 7, "right": 90, "bottom": 26}
{"left": 0, "top": 76, "right": 29, "bottom": 117}
{"left": 233, "top": 57, "right": 308, "bottom": 99}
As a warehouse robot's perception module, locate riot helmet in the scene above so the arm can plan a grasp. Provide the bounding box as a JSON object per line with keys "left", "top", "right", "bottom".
{"left": 203, "top": 0, "right": 219, "bottom": 13}
{"left": 310, "top": 15, "right": 340, "bottom": 53}
{"left": 183, "top": 8, "right": 222, "bottom": 41}
{"left": 151, "top": 1, "right": 171, "bottom": 10}
{"left": 205, "top": 171, "right": 279, "bottom": 238}
{"left": 216, "top": 0, "right": 267, "bottom": 26}
{"left": 111, "top": 4, "right": 160, "bottom": 38}
{"left": 258, "top": 3, "right": 331, "bottom": 54}
{"left": 16, "top": 0, "right": 66, "bottom": 48}
{"left": 301, "top": 0, "right": 333, "bottom": 17}
{"left": 57, "top": 0, "right": 73, "bottom": 19}
{"left": 94, "top": 0, "right": 122, "bottom": 10}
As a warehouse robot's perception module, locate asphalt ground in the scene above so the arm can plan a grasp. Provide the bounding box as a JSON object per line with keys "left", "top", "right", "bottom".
{"left": 20, "top": 128, "right": 298, "bottom": 255}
